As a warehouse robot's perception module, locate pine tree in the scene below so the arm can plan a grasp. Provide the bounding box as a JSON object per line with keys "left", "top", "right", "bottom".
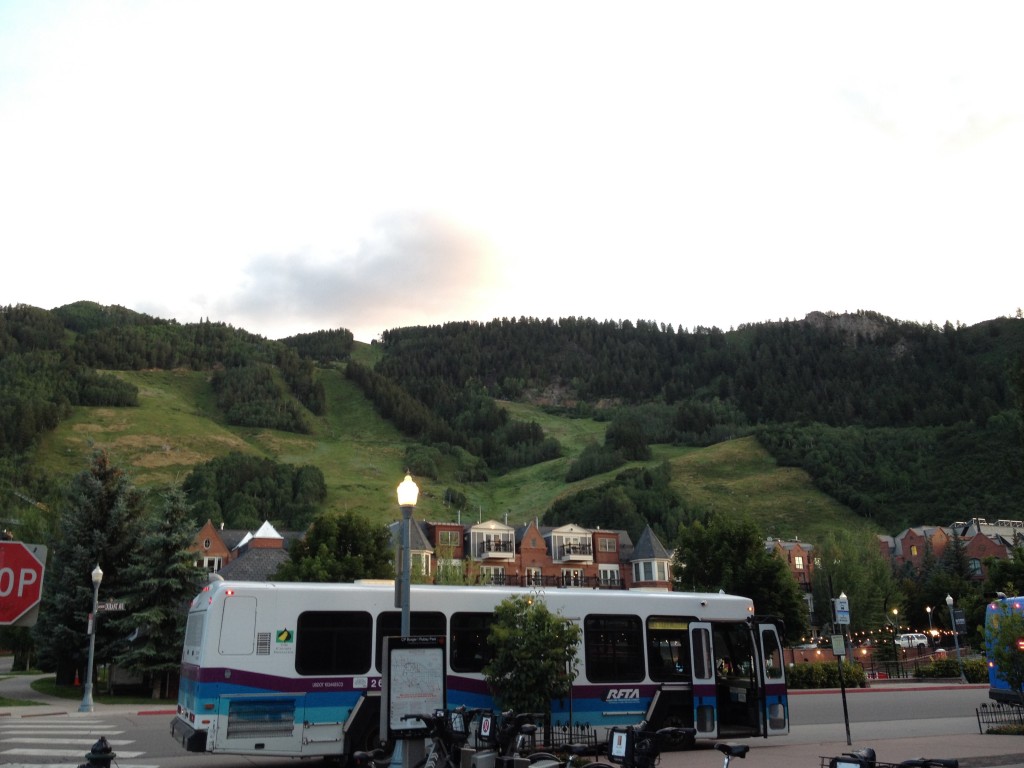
{"left": 33, "top": 451, "right": 147, "bottom": 684}
{"left": 111, "top": 487, "right": 204, "bottom": 698}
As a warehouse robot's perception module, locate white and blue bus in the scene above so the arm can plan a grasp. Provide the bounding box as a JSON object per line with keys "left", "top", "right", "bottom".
{"left": 171, "top": 580, "right": 789, "bottom": 761}
{"left": 985, "top": 596, "right": 1024, "bottom": 703}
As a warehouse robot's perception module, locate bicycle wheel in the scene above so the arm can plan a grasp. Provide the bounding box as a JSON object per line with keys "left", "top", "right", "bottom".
{"left": 413, "top": 746, "right": 444, "bottom": 768}
{"left": 527, "top": 752, "right": 561, "bottom": 764}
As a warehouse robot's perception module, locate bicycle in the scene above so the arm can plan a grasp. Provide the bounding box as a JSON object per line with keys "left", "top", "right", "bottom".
{"left": 463, "top": 709, "right": 542, "bottom": 768}
{"left": 470, "top": 710, "right": 608, "bottom": 768}
{"left": 714, "top": 743, "right": 750, "bottom": 767}
{"left": 606, "top": 724, "right": 698, "bottom": 768}
{"left": 352, "top": 707, "right": 475, "bottom": 768}
{"left": 821, "top": 747, "right": 959, "bottom": 768}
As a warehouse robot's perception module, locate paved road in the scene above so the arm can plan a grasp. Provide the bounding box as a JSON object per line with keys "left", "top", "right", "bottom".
{"left": 3, "top": 655, "right": 1022, "bottom": 768}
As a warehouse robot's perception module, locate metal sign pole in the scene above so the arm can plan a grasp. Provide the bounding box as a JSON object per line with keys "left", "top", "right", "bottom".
{"left": 832, "top": 594, "right": 853, "bottom": 746}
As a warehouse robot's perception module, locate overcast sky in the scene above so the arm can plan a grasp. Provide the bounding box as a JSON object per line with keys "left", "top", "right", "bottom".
{"left": 2, "top": 2, "right": 1021, "bottom": 343}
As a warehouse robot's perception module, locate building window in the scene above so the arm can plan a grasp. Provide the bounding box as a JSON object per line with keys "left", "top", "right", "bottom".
{"left": 196, "top": 556, "right": 222, "bottom": 572}
{"left": 557, "top": 536, "right": 592, "bottom": 558}
{"left": 794, "top": 556, "right": 804, "bottom": 570}
{"left": 474, "top": 532, "right": 514, "bottom": 557}
{"left": 562, "top": 568, "right": 584, "bottom": 586}
{"left": 438, "top": 530, "right": 460, "bottom": 548}
{"left": 633, "top": 561, "right": 659, "bottom": 582}
{"left": 969, "top": 558, "right": 982, "bottom": 577}
{"left": 480, "top": 566, "right": 505, "bottom": 585}
{"left": 411, "top": 552, "right": 431, "bottom": 576}
{"left": 910, "top": 545, "right": 918, "bottom": 557}
{"left": 598, "top": 566, "right": 620, "bottom": 586}
{"left": 525, "top": 567, "right": 543, "bottom": 585}
{"left": 598, "top": 537, "right": 617, "bottom": 552}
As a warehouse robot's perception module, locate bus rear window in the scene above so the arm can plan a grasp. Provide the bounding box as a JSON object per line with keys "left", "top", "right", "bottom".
{"left": 295, "top": 611, "right": 372, "bottom": 675}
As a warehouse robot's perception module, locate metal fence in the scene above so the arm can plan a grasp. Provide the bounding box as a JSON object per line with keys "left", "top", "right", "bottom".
{"left": 976, "top": 701, "right": 1024, "bottom": 733}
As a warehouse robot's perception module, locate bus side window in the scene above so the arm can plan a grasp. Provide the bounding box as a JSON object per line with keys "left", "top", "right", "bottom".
{"left": 584, "top": 614, "right": 645, "bottom": 682}
{"left": 451, "top": 612, "right": 494, "bottom": 673}
{"left": 692, "top": 627, "right": 713, "bottom": 680}
{"left": 295, "top": 611, "right": 372, "bottom": 675}
{"left": 375, "top": 611, "right": 447, "bottom": 671}
{"left": 646, "top": 617, "right": 690, "bottom": 681}
{"left": 760, "top": 628, "right": 784, "bottom": 680}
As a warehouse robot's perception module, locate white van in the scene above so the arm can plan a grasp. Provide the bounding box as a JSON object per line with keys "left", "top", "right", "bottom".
{"left": 897, "top": 633, "right": 929, "bottom": 649}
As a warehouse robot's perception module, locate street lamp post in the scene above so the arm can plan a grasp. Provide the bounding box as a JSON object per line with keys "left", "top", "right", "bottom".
{"left": 946, "top": 594, "right": 967, "bottom": 684}
{"left": 79, "top": 564, "right": 103, "bottom": 713}
{"left": 886, "top": 607, "right": 901, "bottom": 678}
{"left": 926, "top": 606, "right": 933, "bottom": 632}
{"left": 397, "top": 474, "right": 419, "bottom": 637}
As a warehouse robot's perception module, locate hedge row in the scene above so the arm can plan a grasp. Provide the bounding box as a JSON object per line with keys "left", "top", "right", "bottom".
{"left": 913, "top": 657, "right": 987, "bottom": 683}
{"left": 787, "top": 661, "right": 867, "bottom": 689}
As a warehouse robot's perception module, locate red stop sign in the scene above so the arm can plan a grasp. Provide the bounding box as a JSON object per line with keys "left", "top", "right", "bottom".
{"left": 0, "top": 542, "right": 47, "bottom": 625}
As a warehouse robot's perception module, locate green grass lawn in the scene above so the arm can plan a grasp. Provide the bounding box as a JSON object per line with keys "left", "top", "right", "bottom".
{"left": 30, "top": 676, "right": 174, "bottom": 706}
{"left": 30, "top": 366, "right": 876, "bottom": 539}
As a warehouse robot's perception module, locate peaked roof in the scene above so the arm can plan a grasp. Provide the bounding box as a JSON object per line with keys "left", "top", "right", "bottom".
{"left": 253, "top": 520, "right": 283, "bottom": 539}
{"left": 630, "top": 525, "right": 670, "bottom": 561}
{"left": 388, "top": 518, "right": 435, "bottom": 552}
{"left": 217, "top": 547, "right": 291, "bottom": 581}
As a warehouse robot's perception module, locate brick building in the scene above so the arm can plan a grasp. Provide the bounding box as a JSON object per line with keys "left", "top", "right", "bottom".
{"left": 393, "top": 517, "right": 673, "bottom": 590}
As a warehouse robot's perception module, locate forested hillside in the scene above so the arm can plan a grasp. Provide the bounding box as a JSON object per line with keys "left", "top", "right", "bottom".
{"left": 2, "top": 302, "right": 1022, "bottom": 539}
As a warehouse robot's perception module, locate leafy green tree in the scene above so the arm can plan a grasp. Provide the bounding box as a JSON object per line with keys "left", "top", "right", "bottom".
{"left": 33, "top": 451, "right": 148, "bottom": 685}
{"left": 674, "top": 514, "right": 808, "bottom": 642}
{"left": 433, "top": 541, "right": 467, "bottom": 585}
{"left": 811, "top": 530, "right": 899, "bottom": 635}
{"left": 985, "top": 602, "right": 1024, "bottom": 704}
{"left": 112, "top": 487, "right": 205, "bottom": 698}
{"left": 274, "top": 511, "right": 393, "bottom": 582}
{"left": 984, "top": 546, "right": 1024, "bottom": 598}
{"left": 483, "top": 595, "right": 580, "bottom": 715}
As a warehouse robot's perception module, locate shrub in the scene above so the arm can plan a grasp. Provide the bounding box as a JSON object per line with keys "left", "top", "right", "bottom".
{"left": 913, "top": 657, "right": 987, "bottom": 683}
{"left": 787, "top": 660, "right": 866, "bottom": 689}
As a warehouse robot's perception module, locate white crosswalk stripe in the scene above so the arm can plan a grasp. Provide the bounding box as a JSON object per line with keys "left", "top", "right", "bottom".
{"left": 0, "top": 715, "right": 157, "bottom": 767}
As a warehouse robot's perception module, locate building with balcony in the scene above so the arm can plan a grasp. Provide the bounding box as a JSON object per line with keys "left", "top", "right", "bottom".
{"left": 386, "top": 517, "right": 672, "bottom": 590}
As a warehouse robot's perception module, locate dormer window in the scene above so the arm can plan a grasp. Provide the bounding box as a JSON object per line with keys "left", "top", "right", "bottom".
{"left": 468, "top": 520, "right": 515, "bottom": 561}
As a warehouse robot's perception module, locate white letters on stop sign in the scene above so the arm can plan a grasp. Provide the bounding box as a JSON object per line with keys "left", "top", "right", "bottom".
{"left": 0, "top": 567, "right": 38, "bottom": 597}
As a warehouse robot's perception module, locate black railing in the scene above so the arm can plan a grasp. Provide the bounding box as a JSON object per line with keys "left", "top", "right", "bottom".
{"left": 559, "top": 542, "right": 594, "bottom": 558}
{"left": 474, "top": 574, "right": 626, "bottom": 589}
{"left": 478, "top": 539, "right": 514, "bottom": 555}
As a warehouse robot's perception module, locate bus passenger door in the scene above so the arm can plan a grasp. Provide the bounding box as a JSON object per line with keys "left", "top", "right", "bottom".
{"left": 688, "top": 622, "right": 717, "bottom": 739}
{"left": 756, "top": 622, "right": 789, "bottom": 735}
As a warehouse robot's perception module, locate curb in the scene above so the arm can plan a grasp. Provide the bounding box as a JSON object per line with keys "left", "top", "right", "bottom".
{"left": 791, "top": 683, "right": 988, "bottom": 695}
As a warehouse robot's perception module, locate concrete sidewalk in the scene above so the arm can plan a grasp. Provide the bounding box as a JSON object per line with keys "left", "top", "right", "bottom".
{"left": 659, "top": 733, "right": 1024, "bottom": 768}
